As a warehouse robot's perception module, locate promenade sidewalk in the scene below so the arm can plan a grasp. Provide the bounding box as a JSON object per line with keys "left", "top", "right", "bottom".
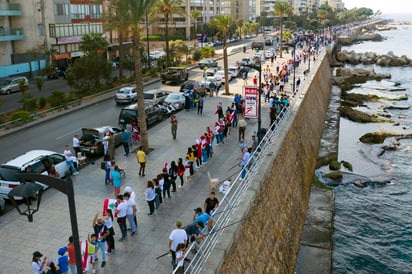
{"left": 0, "top": 48, "right": 308, "bottom": 273}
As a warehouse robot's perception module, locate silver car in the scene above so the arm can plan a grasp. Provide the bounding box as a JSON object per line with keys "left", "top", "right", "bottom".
{"left": 114, "top": 86, "right": 137, "bottom": 104}
{"left": 0, "top": 76, "right": 29, "bottom": 95}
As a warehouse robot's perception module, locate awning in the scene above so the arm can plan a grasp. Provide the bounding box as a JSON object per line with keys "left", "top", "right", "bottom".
{"left": 52, "top": 53, "right": 70, "bottom": 60}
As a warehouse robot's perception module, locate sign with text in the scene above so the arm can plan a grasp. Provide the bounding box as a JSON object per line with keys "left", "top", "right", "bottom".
{"left": 243, "top": 86, "right": 258, "bottom": 119}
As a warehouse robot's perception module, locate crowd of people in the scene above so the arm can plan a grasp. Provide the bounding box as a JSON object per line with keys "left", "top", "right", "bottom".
{"left": 32, "top": 39, "right": 321, "bottom": 274}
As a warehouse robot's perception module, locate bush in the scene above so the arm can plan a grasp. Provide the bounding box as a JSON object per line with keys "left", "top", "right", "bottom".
{"left": 329, "top": 160, "right": 341, "bottom": 171}
{"left": 11, "top": 111, "right": 31, "bottom": 122}
{"left": 48, "top": 90, "right": 66, "bottom": 107}
{"left": 38, "top": 96, "right": 47, "bottom": 108}
{"left": 200, "top": 46, "right": 215, "bottom": 58}
{"left": 22, "top": 94, "right": 37, "bottom": 112}
{"left": 192, "top": 49, "right": 202, "bottom": 61}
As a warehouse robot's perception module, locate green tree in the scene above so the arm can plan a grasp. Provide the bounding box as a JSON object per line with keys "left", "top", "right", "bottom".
{"left": 169, "top": 39, "right": 189, "bottom": 65}
{"left": 103, "top": 0, "right": 131, "bottom": 80}
{"left": 236, "top": 18, "right": 243, "bottom": 39}
{"left": 152, "top": 0, "right": 185, "bottom": 68}
{"left": 67, "top": 33, "right": 111, "bottom": 90}
{"left": 118, "top": 0, "right": 157, "bottom": 152}
{"left": 190, "top": 9, "right": 202, "bottom": 45}
{"left": 273, "top": 2, "right": 293, "bottom": 58}
{"left": 209, "top": 15, "right": 235, "bottom": 96}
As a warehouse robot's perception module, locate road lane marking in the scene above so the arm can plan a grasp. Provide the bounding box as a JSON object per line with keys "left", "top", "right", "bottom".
{"left": 56, "top": 128, "right": 81, "bottom": 140}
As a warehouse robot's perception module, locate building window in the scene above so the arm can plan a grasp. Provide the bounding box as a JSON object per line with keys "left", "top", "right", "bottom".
{"left": 55, "top": 3, "right": 69, "bottom": 16}
{"left": 38, "top": 24, "right": 45, "bottom": 36}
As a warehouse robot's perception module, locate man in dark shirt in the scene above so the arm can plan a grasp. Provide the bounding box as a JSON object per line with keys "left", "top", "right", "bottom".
{"left": 203, "top": 192, "right": 219, "bottom": 216}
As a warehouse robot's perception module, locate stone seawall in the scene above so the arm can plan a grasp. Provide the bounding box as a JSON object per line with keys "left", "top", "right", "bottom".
{"left": 204, "top": 51, "right": 332, "bottom": 274}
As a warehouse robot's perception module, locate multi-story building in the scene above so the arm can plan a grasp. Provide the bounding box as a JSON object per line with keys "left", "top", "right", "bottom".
{"left": 0, "top": 0, "right": 103, "bottom": 78}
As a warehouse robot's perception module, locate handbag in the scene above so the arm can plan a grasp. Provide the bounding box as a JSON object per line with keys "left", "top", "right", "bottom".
{"left": 100, "top": 161, "right": 107, "bottom": 170}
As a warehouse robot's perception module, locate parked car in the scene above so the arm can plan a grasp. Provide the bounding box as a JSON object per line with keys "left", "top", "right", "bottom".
{"left": 114, "top": 86, "right": 137, "bottom": 104}
{"left": 0, "top": 76, "right": 29, "bottom": 95}
{"left": 161, "top": 67, "right": 189, "bottom": 84}
{"left": 79, "top": 126, "right": 122, "bottom": 156}
{"left": 0, "top": 150, "right": 70, "bottom": 200}
{"left": 251, "top": 41, "right": 264, "bottom": 50}
{"left": 228, "top": 66, "right": 239, "bottom": 78}
{"left": 205, "top": 67, "right": 218, "bottom": 77}
{"left": 198, "top": 59, "right": 218, "bottom": 69}
{"left": 118, "top": 102, "right": 163, "bottom": 128}
{"left": 216, "top": 70, "right": 232, "bottom": 83}
{"left": 164, "top": 93, "right": 186, "bottom": 110}
{"left": 264, "top": 50, "right": 274, "bottom": 59}
{"left": 180, "top": 80, "right": 207, "bottom": 97}
{"left": 144, "top": 89, "right": 168, "bottom": 105}
{"left": 201, "top": 76, "right": 223, "bottom": 93}
{"left": 197, "top": 42, "right": 214, "bottom": 48}
{"left": 149, "top": 50, "right": 166, "bottom": 60}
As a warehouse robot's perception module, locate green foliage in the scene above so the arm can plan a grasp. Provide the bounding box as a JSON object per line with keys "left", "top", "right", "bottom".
{"left": 141, "top": 35, "right": 162, "bottom": 41}
{"left": 66, "top": 55, "right": 112, "bottom": 92}
{"left": 48, "top": 90, "right": 66, "bottom": 107}
{"left": 38, "top": 96, "right": 47, "bottom": 108}
{"left": 199, "top": 46, "right": 215, "bottom": 58}
{"left": 312, "top": 175, "right": 333, "bottom": 191}
{"left": 192, "top": 49, "right": 202, "bottom": 61}
{"left": 329, "top": 160, "right": 341, "bottom": 171}
{"left": 324, "top": 171, "right": 343, "bottom": 180}
{"left": 35, "top": 76, "right": 44, "bottom": 93}
{"left": 22, "top": 93, "right": 37, "bottom": 112}
{"left": 11, "top": 111, "right": 32, "bottom": 122}
{"left": 341, "top": 160, "right": 353, "bottom": 172}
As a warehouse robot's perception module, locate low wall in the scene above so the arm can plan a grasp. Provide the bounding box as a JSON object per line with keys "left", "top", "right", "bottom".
{"left": 205, "top": 50, "right": 332, "bottom": 273}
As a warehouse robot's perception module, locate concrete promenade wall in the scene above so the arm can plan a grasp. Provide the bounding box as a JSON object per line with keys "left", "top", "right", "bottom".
{"left": 205, "top": 51, "right": 332, "bottom": 274}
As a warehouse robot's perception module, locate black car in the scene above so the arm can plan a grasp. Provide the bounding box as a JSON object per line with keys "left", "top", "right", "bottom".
{"left": 180, "top": 80, "right": 207, "bottom": 97}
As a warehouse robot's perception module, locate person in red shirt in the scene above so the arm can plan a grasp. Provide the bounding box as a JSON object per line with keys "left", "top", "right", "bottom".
{"left": 195, "top": 140, "right": 202, "bottom": 168}
{"left": 67, "top": 236, "right": 77, "bottom": 274}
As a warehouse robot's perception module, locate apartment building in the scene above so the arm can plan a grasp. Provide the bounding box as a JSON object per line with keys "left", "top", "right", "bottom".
{"left": 0, "top": 0, "right": 103, "bottom": 78}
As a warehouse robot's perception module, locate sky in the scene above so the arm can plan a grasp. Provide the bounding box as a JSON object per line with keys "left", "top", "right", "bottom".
{"left": 343, "top": 0, "right": 412, "bottom": 15}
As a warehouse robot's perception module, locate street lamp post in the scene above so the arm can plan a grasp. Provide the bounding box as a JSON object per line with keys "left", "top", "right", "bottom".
{"left": 9, "top": 172, "right": 83, "bottom": 274}
{"left": 287, "top": 42, "right": 297, "bottom": 95}
{"left": 146, "top": 10, "right": 150, "bottom": 69}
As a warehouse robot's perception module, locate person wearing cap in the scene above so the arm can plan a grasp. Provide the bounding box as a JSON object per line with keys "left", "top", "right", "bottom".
{"left": 32, "top": 251, "right": 47, "bottom": 274}
{"left": 193, "top": 208, "right": 210, "bottom": 229}
{"left": 168, "top": 220, "right": 188, "bottom": 270}
{"left": 57, "top": 246, "right": 69, "bottom": 274}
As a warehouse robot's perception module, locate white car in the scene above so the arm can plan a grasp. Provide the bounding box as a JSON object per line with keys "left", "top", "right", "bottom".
{"left": 164, "top": 93, "right": 186, "bottom": 110}
{"left": 114, "top": 86, "right": 137, "bottom": 104}
{"left": 0, "top": 150, "right": 71, "bottom": 200}
{"left": 201, "top": 76, "right": 223, "bottom": 92}
{"left": 228, "top": 67, "right": 239, "bottom": 78}
{"left": 216, "top": 70, "right": 232, "bottom": 83}
{"left": 264, "top": 50, "right": 274, "bottom": 59}
{"left": 149, "top": 50, "right": 166, "bottom": 60}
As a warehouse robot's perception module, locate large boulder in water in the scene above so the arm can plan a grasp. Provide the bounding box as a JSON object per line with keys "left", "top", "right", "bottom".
{"left": 336, "top": 51, "right": 347, "bottom": 62}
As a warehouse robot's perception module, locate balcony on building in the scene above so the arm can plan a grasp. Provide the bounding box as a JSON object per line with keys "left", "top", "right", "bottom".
{"left": 0, "top": 27, "right": 24, "bottom": 42}
{"left": 0, "top": 3, "right": 22, "bottom": 16}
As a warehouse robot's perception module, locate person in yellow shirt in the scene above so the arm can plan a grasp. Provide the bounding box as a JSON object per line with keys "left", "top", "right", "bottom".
{"left": 136, "top": 146, "right": 146, "bottom": 176}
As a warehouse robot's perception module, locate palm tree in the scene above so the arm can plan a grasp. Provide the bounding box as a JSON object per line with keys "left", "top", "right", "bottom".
{"left": 190, "top": 9, "right": 202, "bottom": 46}
{"left": 103, "top": 0, "right": 131, "bottom": 80}
{"left": 209, "top": 15, "right": 235, "bottom": 96}
{"left": 151, "top": 0, "right": 184, "bottom": 68}
{"left": 273, "top": 2, "right": 293, "bottom": 58}
{"left": 120, "top": 0, "right": 157, "bottom": 152}
{"left": 236, "top": 18, "right": 243, "bottom": 39}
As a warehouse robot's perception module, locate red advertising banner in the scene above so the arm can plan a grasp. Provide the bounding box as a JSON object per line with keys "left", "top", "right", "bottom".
{"left": 243, "top": 86, "right": 258, "bottom": 119}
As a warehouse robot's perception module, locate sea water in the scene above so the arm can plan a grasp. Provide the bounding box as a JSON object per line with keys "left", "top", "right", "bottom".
{"left": 332, "top": 17, "right": 412, "bottom": 273}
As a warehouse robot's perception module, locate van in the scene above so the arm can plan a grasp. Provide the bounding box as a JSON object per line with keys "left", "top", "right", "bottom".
{"left": 251, "top": 42, "right": 264, "bottom": 50}
{"left": 0, "top": 76, "right": 29, "bottom": 94}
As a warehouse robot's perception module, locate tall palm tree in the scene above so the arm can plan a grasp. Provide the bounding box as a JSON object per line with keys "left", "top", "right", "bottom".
{"left": 151, "top": 0, "right": 184, "bottom": 68}
{"left": 119, "top": 0, "right": 156, "bottom": 152}
{"left": 103, "top": 0, "right": 131, "bottom": 80}
{"left": 190, "top": 9, "right": 202, "bottom": 46}
{"left": 209, "top": 15, "right": 235, "bottom": 96}
{"left": 236, "top": 18, "right": 243, "bottom": 39}
{"left": 273, "top": 2, "right": 293, "bottom": 58}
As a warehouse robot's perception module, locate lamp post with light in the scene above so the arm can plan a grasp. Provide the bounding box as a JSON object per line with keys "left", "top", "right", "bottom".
{"left": 8, "top": 172, "right": 83, "bottom": 274}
